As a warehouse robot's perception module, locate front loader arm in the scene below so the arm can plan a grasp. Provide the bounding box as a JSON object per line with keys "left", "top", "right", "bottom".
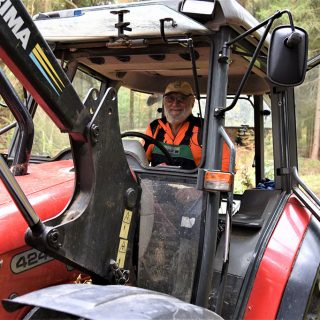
{"left": 0, "top": 0, "right": 140, "bottom": 283}
{"left": 0, "top": 0, "right": 89, "bottom": 139}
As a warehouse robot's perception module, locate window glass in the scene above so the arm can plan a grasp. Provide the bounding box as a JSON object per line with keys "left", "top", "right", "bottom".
{"left": 32, "top": 69, "right": 102, "bottom": 158}
{"left": 0, "top": 64, "right": 23, "bottom": 154}
{"left": 295, "top": 62, "right": 320, "bottom": 197}
{"left": 32, "top": 108, "right": 70, "bottom": 157}
{"left": 73, "top": 69, "right": 102, "bottom": 102}
{"left": 263, "top": 95, "right": 274, "bottom": 181}
{"left": 118, "top": 87, "right": 160, "bottom": 133}
{"left": 0, "top": 102, "right": 14, "bottom": 154}
{"left": 225, "top": 96, "right": 273, "bottom": 194}
{"left": 225, "top": 98, "right": 255, "bottom": 193}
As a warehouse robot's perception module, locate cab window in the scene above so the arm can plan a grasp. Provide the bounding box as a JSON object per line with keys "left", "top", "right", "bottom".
{"left": 225, "top": 95, "right": 273, "bottom": 193}
{"left": 295, "top": 60, "right": 320, "bottom": 197}
{"left": 32, "top": 69, "right": 102, "bottom": 158}
{"left": 118, "top": 87, "right": 160, "bottom": 133}
{"left": 0, "top": 64, "right": 22, "bottom": 154}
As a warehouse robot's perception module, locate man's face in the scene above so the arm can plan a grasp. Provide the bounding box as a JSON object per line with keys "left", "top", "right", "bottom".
{"left": 163, "top": 93, "right": 194, "bottom": 125}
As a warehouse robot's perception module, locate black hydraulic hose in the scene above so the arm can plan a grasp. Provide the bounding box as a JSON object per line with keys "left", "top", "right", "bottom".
{"left": 0, "top": 69, "right": 34, "bottom": 176}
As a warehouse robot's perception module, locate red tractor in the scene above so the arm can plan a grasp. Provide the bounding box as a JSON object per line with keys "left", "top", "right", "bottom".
{"left": 0, "top": 0, "right": 319, "bottom": 319}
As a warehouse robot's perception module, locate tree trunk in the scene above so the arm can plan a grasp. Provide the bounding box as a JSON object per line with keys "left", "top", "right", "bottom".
{"left": 311, "top": 67, "right": 320, "bottom": 160}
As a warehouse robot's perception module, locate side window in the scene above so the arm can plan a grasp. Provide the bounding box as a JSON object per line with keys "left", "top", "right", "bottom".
{"left": 32, "top": 69, "right": 102, "bottom": 158}
{"left": 0, "top": 101, "right": 14, "bottom": 154}
{"left": 72, "top": 69, "right": 102, "bottom": 102}
{"left": 0, "top": 64, "right": 22, "bottom": 154}
{"left": 118, "top": 87, "right": 160, "bottom": 133}
{"left": 263, "top": 95, "right": 274, "bottom": 181}
{"left": 295, "top": 61, "right": 320, "bottom": 197}
{"left": 225, "top": 96, "right": 273, "bottom": 194}
{"left": 32, "top": 108, "right": 70, "bottom": 157}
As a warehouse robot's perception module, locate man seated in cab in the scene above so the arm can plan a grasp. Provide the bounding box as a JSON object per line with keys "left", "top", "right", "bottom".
{"left": 144, "top": 80, "right": 230, "bottom": 170}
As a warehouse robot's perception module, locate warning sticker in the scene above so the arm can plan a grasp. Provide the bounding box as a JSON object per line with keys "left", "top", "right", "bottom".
{"left": 116, "top": 209, "right": 133, "bottom": 269}
{"left": 116, "top": 252, "right": 126, "bottom": 268}
{"left": 123, "top": 209, "right": 132, "bottom": 224}
{"left": 116, "top": 239, "right": 128, "bottom": 268}
{"left": 120, "top": 222, "right": 130, "bottom": 239}
{"left": 119, "top": 209, "right": 132, "bottom": 239}
{"left": 118, "top": 239, "right": 128, "bottom": 253}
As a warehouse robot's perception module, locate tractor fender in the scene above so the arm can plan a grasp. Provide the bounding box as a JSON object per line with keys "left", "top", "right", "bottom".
{"left": 3, "top": 284, "right": 221, "bottom": 320}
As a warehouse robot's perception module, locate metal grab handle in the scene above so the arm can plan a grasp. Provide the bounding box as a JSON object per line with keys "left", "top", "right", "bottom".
{"left": 215, "top": 126, "right": 236, "bottom": 314}
{"left": 292, "top": 166, "right": 320, "bottom": 223}
{"left": 0, "top": 155, "right": 44, "bottom": 234}
{"left": 292, "top": 166, "right": 320, "bottom": 207}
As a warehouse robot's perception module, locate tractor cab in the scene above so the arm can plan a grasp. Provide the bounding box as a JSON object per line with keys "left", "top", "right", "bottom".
{"left": 0, "top": 0, "right": 319, "bottom": 319}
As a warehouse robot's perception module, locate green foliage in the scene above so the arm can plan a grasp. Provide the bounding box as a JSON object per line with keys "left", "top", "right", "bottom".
{"left": 32, "top": 108, "right": 70, "bottom": 157}
{"left": 239, "top": 0, "right": 320, "bottom": 57}
{"left": 0, "top": 108, "right": 14, "bottom": 153}
{"left": 299, "top": 157, "right": 320, "bottom": 196}
{"left": 295, "top": 67, "right": 319, "bottom": 157}
{"left": 118, "top": 88, "right": 159, "bottom": 133}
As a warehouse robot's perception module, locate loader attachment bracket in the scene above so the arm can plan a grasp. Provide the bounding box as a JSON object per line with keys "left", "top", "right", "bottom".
{"left": 24, "top": 87, "right": 140, "bottom": 283}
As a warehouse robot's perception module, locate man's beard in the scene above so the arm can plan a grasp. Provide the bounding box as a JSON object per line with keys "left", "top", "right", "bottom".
{"left": 165, "top": 108, "right": 191, "bottom": 125}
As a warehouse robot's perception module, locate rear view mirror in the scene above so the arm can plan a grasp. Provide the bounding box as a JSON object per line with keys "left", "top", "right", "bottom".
{"left": 267, "top": 25, "right": 308, "bottom": 86}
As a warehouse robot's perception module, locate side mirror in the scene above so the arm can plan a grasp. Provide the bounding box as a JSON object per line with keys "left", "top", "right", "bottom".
{"left": 267, "top": 25, "right": 308, "bottom": 86}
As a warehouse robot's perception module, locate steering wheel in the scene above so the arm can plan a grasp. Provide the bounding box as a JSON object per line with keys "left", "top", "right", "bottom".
{"left": 121, "top": 131, "right": 173, "bottom": 165}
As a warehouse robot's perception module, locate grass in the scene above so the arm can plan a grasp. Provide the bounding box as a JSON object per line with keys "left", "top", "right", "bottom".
{"left": 298, "top": 157, "right": 320, "bottom": 197}
{"left": 233, "top": 143, "right": 320, "bottom": 197}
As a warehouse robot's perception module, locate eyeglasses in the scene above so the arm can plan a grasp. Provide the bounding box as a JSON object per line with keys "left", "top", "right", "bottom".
{"left": 164, "top": 94, "right": 190, "bottom": 104}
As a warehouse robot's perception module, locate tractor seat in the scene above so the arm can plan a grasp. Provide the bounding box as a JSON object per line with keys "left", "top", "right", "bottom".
{"left": 122, "top": 139, "right": 149, "bottom": 168}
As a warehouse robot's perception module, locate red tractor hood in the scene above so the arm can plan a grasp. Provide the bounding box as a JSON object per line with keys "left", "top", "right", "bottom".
{"left": 0, "top": 160, "right": 74, "bottom": 253}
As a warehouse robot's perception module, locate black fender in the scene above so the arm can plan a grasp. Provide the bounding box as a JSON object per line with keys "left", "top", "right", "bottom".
{"left": 3, "top": 284, "right": 222, "bottom": 320}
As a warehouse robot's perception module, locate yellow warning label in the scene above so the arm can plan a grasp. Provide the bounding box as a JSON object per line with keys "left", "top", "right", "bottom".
{"left": 119, "top": 209, "right": 132, "bottom": 239}
{"left": 115, "top": 210, "right": 133, "bottom": 269}
{"left": 116, "top": 252, "right": 126, "bottom": 268}
{"left": 118, "top": 239, "right": 128, "bottom": 253}
{"left": 123, "top": 209, "right": 132, "bottom": 224}
{"left": 120, "top": 222, "right": 130, "bottom": 239}
{"left": 116, "top": 239, "right": 128, "bottom": 268}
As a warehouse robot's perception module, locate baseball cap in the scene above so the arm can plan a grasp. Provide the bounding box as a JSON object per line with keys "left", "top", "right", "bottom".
{"left": 164, "top": 81, "right": 194, "bottom": 96}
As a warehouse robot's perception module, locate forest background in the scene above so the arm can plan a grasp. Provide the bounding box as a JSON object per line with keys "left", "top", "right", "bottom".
{"left": 0, "top": 0, "right": 320, "bottom": 195}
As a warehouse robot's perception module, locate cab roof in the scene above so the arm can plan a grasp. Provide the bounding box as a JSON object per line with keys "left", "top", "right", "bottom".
{"left": 34, "top": 0, "right": 270, "bottom": 95}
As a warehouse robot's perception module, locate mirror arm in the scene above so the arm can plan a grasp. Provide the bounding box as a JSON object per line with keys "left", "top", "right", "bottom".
{"left": 216, "top": 17, "right": 275, "bottom": 117}
{"left": 219, "top": 10, "right": 284, "bottom": 62}
{"left": 285, "top": 10, "right": 295, "bottom": 32}
{"left": 215, "top": 8, "right": 299, "bottom": 117}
